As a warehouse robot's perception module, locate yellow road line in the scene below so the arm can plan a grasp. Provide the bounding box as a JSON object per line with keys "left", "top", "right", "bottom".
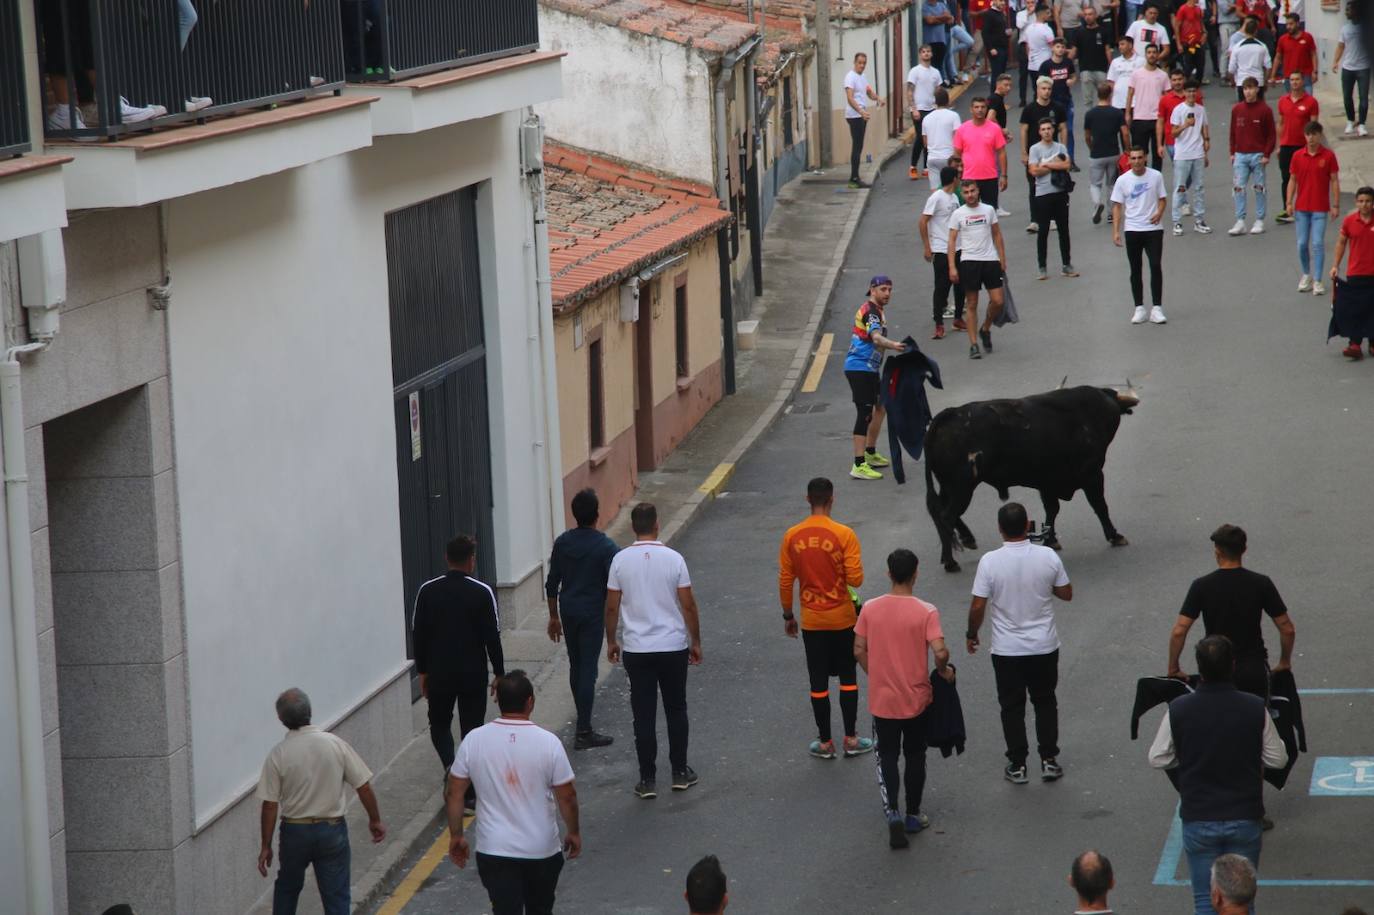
{"left": 374, "top": 815, "right": 473, "bottom": 915}
{"left": 800, "top": 333, "right": 834, "bottom": 394}
{"left": 698, "top": 462, "right": 736, "bottom": 497}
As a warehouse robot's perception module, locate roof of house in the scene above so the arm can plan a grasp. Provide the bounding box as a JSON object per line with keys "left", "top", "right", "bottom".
{"left": 540, "top": 0, "right": 760, "bottom": 55}
{"left": 544, "top": 145, "right": 733, "bottom": 313}
{"left": 686, "top": 0, "right": 913, "bottom": 25}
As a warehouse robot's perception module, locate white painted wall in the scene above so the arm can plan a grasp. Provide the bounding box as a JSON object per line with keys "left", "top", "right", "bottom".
{"left": 166, "top": 111, "right": 553, "bottom": 823}
{"left": 538, "top": 8, "right": 716, "bottom": 185}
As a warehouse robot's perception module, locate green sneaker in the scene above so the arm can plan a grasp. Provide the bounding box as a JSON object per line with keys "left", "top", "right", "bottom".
{"left": 864, "top": 450, "right": 890, "bottom": 468}
{"left": 843, "top": 735, "right": 876, "bottom": 757}
{"left": 849, "top": 462, "right": 882, "bottom": 480}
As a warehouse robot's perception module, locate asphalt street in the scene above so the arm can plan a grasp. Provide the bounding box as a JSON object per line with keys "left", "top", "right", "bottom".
{"left": 380, "top": 97, "right": 1374, "bottom": 914}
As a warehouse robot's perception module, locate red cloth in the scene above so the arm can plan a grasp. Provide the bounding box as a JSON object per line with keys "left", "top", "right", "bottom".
{"left": 1229, "top": 99, "right": 1277, "bottom": 155}
{"left": 1278, "top": 93, "right": 1319, "bottom": 147}
{"left": 1159, "top": 91, "right": 1184, "bottom": 145}
{"left": 1176, "top": 4, "right": 1206, "bottom": 49}
{"left": 1275, "top": 32, "right": 1316, "bottom": 77}
{"left": 1237, "top": 0, "right": 1272, "bottom": 29}
{"left": 1289, "top": 146, "right": 1339, "bottom": 212}
{"left": 1341, "top": 212, "right": 1374, "bottom": 276}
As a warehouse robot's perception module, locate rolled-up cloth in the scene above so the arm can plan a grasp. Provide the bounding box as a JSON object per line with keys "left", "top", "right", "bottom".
{"left": 1328, "top": 276, "right": 1374, "bottom": 343}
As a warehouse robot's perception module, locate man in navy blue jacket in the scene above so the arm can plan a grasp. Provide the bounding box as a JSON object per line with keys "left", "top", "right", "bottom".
{"left": 546, "top": 488, "right": 619, "bottom": 750}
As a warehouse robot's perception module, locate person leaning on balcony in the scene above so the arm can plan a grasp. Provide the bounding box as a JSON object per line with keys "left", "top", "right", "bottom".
{"left": 256, "top": 688, "right": 386, "bottom": 915}
{"left": 38, "top": 0, "right": 168, "bottom": 131}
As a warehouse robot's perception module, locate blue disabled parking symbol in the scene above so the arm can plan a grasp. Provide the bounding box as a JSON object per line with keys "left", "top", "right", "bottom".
{"left": 1310, "top": 757, "right": 1374, "bottom": 796}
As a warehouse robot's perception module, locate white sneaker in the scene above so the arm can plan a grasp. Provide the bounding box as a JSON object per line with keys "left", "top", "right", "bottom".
{"left": 1361, "top": 124, "right": 1370, "bottom": 138}
{"left": 1313, "top": 281, "right": 1327, "bottom": 296}
{"left": 1149, "top": 305, "right": 1168, "bottom": 324}
{"left": 1180, "top": 203, "right": 1192, "bottom": 217}
{"left": 1346, "top": 121, "right": 1357, "bottom": 136}
{"left": 184, "top": 96, "right": 212, "bottom": 113}
{"left": 1194, "top": 220, "right": 1213, "bottom": 234}
{"left": 309, "top": 75, "right": 327, "bottom": 88}
{"left": 1131, "top": 305, "right": 1149, "bottom": 324}
{"left": 44, "top": 105, "right": 87, "bottom": 131}
{"left": 119, "top": 96, "right": 168, "bottom": 123}
{"left": 1026, "top": 223, "right": 1038, "bottom": 233}
{"left": 1298, "top": 274, "right": 1313, "bottom": 292}
{"left": 1249, "top": 221, "right": 1265, "bottom": 235}
{"left": 1172, "top": 223, "right": 1184, "bottom": 236}
{"left": 997, "top": 207, "right": 1012, "bottom": 217}
{"left": 1228, "top": 219, "right": 1247, "bottom": 236}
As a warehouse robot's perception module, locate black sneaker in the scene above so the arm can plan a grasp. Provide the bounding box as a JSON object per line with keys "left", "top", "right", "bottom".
{"left": 1093, "top": 204, "right": 1104, "bottom": 225}
{"left": 1262, "top": 815, "right": 1275, "bottom": 831}
{"left": 574, "top": 731, "right": 614, "bottom": 750}
{"left": 671, "top": 767, "right": 699, "bottom": 791}
{"left": 969, "top": 344, "right": 982, "bottom": 360}
{"left": 1041, "top": 758, "right": 1064, "bottom": 781}
{"left": 979, "top": 328, "right": 992, "bottom": 352}
{"left": 634, "top": 779, "right": 657, "bottom": 799}
{"left": 888, "top": 814, "right": 910, "bottom": 849}
{"left": 1004, "top": 763, "right": 1029, "bottom": 784}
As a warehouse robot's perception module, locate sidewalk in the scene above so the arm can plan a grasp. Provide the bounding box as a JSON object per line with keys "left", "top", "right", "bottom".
{"left": 1315, "top": 79, "right": 1374, "bottom": 193}
{"left": 248, "top": 134, "right": 905, "bottom": 915}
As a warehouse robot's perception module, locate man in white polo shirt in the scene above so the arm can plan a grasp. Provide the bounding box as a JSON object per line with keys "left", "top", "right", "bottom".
{"left": 446, "top": 671, "right": 581, "bottom": 915}
{"left": 606, "top": 502, "right": 704, "bottom": 799}
{"left": 964, "top": 502, "right": 1073, "bottom": 785}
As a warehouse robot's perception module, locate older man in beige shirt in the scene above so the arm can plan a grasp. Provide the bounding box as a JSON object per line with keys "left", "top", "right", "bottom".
{"left": 256, "top": 688, "right": 386, "bottom": 914}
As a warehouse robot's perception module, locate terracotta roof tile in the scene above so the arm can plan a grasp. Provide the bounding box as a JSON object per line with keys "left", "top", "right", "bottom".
{"left": 540, "top": 0, "right": 760, "bottom": 55}
{"left": 686, "top": 0, "right": 912, "bottom": 25}
{"left": 544, "top": 143, "right": 733, "bottom": 313}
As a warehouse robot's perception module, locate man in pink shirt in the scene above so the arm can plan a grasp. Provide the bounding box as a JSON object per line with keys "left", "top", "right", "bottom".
{"left": 1126, "top": 44, "right": 1172, "bottom": 169}
{"left": 854, "top": 548, "right": 953, "bottom": 851}
{"left": 953, "top": 97, "right": 1010, "bottom": 208}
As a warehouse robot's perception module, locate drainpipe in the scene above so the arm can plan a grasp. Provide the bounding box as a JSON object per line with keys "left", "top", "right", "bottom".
{"left": 520, "top": 111, "right": 565, "bottom": 547}
{"left": 716, "top": 229, "right": 736, "bottom": 396}
{"left": 744, "top": 22, "right": 763, "bottom": 297}
{"left": 714, "top": 36, "right": 761, "bottom": 392}
{"left": 1, "top": 341, "right": 54, "bottom": 915}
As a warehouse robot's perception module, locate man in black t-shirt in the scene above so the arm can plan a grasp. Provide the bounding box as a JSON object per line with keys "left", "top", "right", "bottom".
{"left": 1039, "top": 38, "right": 1079, "bottom": 164}
{"left": 1020, "top": 76, "right": 1068, "bottom": 230}
{"left": 1165, "top": 524, "right": 1296, "bottom": 699}
{"left": 1071, "top": 6, "right": 1114, "bottom": 112}
{"left": 1082, "top": 83, "right": 1128, "bottom": 222}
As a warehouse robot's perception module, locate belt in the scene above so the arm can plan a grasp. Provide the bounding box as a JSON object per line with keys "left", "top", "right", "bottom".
{"left": 283, "top": 816, "right": 343, "bottom": 825}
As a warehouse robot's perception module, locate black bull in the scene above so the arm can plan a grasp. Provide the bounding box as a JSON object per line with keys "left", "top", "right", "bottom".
{"left": 923, "top": 385, "right": 1138, "bottom": 571}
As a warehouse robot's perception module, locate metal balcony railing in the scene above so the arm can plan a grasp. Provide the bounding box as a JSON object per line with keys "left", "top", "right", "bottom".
{"left": 343, "top": 0, "right": 539, "bottom": 83}
{"left": 1, "top": 0, "right": 29, "bottom": 156}
{"left": 39, "top": 0, "right": 346, "bottom": 141}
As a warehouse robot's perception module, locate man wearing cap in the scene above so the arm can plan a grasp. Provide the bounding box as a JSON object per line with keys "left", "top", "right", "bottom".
{"left": 843, "top": 276, "right": 907, "bottom": 479}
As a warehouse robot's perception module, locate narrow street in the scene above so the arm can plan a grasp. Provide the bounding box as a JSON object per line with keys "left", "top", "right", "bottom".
{"left": 382, "top": 130, "right": 1374, "bottom": 914}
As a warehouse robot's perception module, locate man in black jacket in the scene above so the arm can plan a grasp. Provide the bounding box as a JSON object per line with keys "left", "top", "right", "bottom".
{"left": 546, "top": 488, "right": 619, "bottom": 750}
{"left": 413, "top": 534, "right": 505, "bottom": 807}
{"left": 1148, "top": 636, "right": 1287, "bottom": 915}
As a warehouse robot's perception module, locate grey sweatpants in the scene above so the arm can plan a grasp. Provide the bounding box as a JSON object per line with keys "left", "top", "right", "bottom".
{"left": 1088, "top": 156, "right": 1117, "bottom": 206}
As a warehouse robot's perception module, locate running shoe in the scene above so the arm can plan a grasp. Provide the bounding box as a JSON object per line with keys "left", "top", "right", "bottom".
{"left": 943, "top": 303, "right": 957, "bottom": 319}
{"left": 952, "top": 318, "right": 968, "bottom": 331}
{"left": 1262, "top": 816, "right": 1275, "bottom": 831}
{"left": 1275, "top": 210, "right": 1294, "bottom": 224}
{"left": 1070, "top": 163, "right": 1081, "bottom": 173}
{"left": 1005, "top": 764, "right": 1029, "bottom": 784}
{"left": 1297, "top": 274, "right": 1313, "bottom": 292}
{"left": 1041, "top": 758, "right": 1064, "bottom": 781}
{"left": 1342, "top": 343, "right": 1364, "bottom": 360}
{"left": 1149, "top": 306, "right": 1168, "bottom": 324}
{"left": 864, "top": 450, "right": 890, "bottom": 468}
{"left": 969, "top": 344, "right": 982, "bottom": 360}
{"left": 1346, "top": 121, "right": 1357, "bottom": 136}
{"left": 185, "top": 96, "right": 213, "bottom": 113}
{"left": 843, "top": 735, "right": 876, "bottom": 757}
{"left": 1361, "top": 124, "right": 1370, "bottom": 138}
{"left": 910, "top": 166, "right": 920, "bottom": 180}
{"left": 849, "top": 462, "right": 883, "bottom": 480}
{"left": 809, "top": 738, "right": 837, "bottom": 759}
{"left": 1131, "top": 305, "right": 1148, "bottom": 324}
{"left": 1180, "top": 202, "right": 1192, "bottom": 217}
{"left": 888, "top": 811, "right": 910, "bottom": 849}
{"left": 634, "top": 779, "right": 657, "bottom": 799}
{"left": 1194, "top": 219, "right": 1213, "bottom": 234}
{"left": 1228, "top": 219, "right": 1247, "bottom": 236}
{"left": 1249, "top": 221, "right": 1265, "bottom": 235}
{"left": 1172, "top": 222, "right": 1184, "bottom": 236}
{"left": 980, "top": 328, "right": 993, "bottom": 352}
{"left": 1093, "top": 204, "right": 1104, "bottom": 224}
{"left": 905, "top": 813, "right": 931, "bottom": 833}
{"left": 932, "top": 323, "right": 946, "bottom": 340}
{"left": 1061, "top": 264, "right": 1079, "bottom": 277}
{"left": 671, "top": 767, "right": 699, "bottom": 791}
{"left": 574, "top": 730, "right": 614, "bottom": 750}
{"left": 997, "top": 207, "right": 1012, "bottom": 217}
{"left": 1313, "top": 281, "right": 1327, "bottom": 296}
{"left": 1037, "top": 266, "right": 1049, "bottom": 281}
{"left": 848, "top": 179, "right": 870, "bottom": 189}
{"left": 1025, "top": 222, "right": 1038, "bottom": 233}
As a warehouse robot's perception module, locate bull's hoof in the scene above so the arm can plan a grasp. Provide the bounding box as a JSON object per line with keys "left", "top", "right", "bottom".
{"left": 959, "top": 537, "right": 978, "bottom": 550}
{"left": 1109, "top": 534, "right": 1129, "bottom": 547}
{"left": 944, "top": 560, "right": 962, "bottom": 573}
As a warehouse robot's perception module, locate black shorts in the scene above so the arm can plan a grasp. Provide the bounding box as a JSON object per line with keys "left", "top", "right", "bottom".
{"left": 802, "top": 627, "right": 857, "bottom": 685}
{"left": 960, "top": 259, "right": 1004, "bottom": 292}
{"left": 844, "top": 370, "right": 880, "bottom": 407}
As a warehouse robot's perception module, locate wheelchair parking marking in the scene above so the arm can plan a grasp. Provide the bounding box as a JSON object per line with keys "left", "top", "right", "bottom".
{"left": 1311, "top": 757, "right": 1374, "bottom": 796}
{"left": 1153, "top": 809, "right": 1374, "bottom": 887}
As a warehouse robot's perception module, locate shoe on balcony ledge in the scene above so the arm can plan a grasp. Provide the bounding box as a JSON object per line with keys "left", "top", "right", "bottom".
{"left": 185, "top": 96, "right": 213, "bottom": 113}
{"left": 120, "top": 97, "right": 168, "bottom": 123}
{"left": 45, "top": 105, "right": 87, "bottom": 132}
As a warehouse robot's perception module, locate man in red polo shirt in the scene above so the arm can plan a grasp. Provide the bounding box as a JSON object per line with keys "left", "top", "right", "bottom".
{"left": 1329, "top": 186, "right": 1374, "bottom": 359}
{"left": 1286, "top": 120, "right": 1340, "bottom": 297}
{"left": 1271, "top": 13, "right": 1317, "bottom": 93}
{"left": 1275, "top": 70, "right": 1319, "bottom": 224}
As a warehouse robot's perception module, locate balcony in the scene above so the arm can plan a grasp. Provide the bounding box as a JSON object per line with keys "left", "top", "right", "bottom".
{"left": 341, "top": 0, "right": 540, "bottom": 82}
{"left": 2, "top": 0, "right": 27, "bottom": 156}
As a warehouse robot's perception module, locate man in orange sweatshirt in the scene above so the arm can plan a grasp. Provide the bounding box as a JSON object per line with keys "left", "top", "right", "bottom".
{"left": 778, "top": 477, "right": 875, "bottom": 759}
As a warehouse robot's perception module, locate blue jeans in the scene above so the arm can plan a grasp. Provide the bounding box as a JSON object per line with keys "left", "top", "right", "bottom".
{"left": 1232, "top": 152, "right": 1266, "bottom": 220}
{"left": 273, "top": 821, "right": 351, "bottom": 915}
{"left": 944, "top": 25, "right": 974, "bottom": 81}
{"left": 1295, "top": 210, "right": 1329, "bottom": 276}
{"left": 1172, "top": 157, "right": 1206, "bottom": 224}
{"left": 1181, "top": 819, "right": 1262, "bottom": 915}
{"left": 177, "top": 0, "right": 197, "bottom": 50}
{"left": 561, "top": 611, "right": 605, "bottom": 733}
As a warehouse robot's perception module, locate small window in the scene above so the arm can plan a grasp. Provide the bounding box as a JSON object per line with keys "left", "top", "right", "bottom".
{"left": 589, "top": 338, "right": 605, "bottom": 449}
{"left": 674, "top": 276, "right": 689, "bottom": 380}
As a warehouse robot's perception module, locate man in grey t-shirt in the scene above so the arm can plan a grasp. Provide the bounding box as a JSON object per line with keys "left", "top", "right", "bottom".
{"left": 1334, "top": 4, "right": 1370, "bottom": 136}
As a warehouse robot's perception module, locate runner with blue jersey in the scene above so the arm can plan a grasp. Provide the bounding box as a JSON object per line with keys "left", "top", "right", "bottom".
{"left": 843, "top": 276, "right": 908, "bottom": 480}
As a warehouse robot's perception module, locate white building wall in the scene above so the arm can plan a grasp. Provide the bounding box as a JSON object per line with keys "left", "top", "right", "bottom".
{"left": 538, "top": 8, "right": 716, "bottom": 185}
{"left": 165, "top": 110, "right": 550, "bottom": 825}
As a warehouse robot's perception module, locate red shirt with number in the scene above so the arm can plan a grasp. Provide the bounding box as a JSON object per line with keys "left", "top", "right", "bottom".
{"left": 1289, "top": 145, "right": 1339, "bottom": 213}
{"left": 1278, "top": 93, "right": 1319, "bottom": 147}
{"left": 1340, "top": 212, "right": 1374, "bottom": 276}
{"left": 1276, "top": 31, "right": 1317, "bottom": 77}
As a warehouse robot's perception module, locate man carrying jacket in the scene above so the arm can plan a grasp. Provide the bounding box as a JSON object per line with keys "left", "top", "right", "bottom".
{"left": 1149, "top": 635, "right": 1287, "bottom": 915}
{"left": 546, "top": 488, "right": 619, "bottom": 750}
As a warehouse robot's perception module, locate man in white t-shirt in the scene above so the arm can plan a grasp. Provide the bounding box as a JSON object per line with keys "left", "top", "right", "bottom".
{"left": 920, "top": 164, "right": 965, "bottom": 338}
{"left": 948, "top": 180, "right": 1009, "bottom": 360}
{"left": 606, "top": 502, "right": 703, "bottom": 799}
{"left": 922, "top": 87, "right": 962, "bottom": 190}
{"left": 1169, "top": 78, "right": 1212, "bottom": 235}
{"left": 1110, "top": 146, "right": 1169, "bottom": 323}
{"left": 1024, "top": 4, "right": 1058, "bottom": 74}
{"left": 1125, "top": 5, "right": 1171, "bottom": 61}
{"left": 1107, "top": 35, "right": 1143, "bottom": 109}
{"left": 907, "top": 44, "right": 945, "bottom": 179}
{"left": 965, "top": 502, "right": 1073, "bottom": 785}
{"left": 844, "top": 52, "right": 885, "bottom": 189}
{"left": 447, "top": 671, "right": 581, "bottom": 915}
